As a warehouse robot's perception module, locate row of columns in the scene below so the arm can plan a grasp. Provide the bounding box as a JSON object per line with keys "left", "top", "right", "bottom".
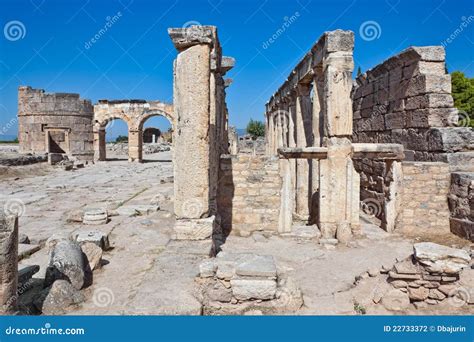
{"left": 266, "top": 31, "right": 359, "bottom": 238}
{"left": 266, "top": 80, "right": 321, "bottom": 221}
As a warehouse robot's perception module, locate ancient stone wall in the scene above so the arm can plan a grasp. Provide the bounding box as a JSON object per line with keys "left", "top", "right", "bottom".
{"left": 217, "top": 154, "right": 281, "bottom": 236}
{"left": 396, "top": 162, "right": 451, "bottom": 234}
{"left": 18, "top": 86, "right": 94, "bottom": 160}
{"left": 353, "top": 46, "right": 474, "bottom": 234}
{"left": 448, "top": 172, "right": 474, "bottom": 241}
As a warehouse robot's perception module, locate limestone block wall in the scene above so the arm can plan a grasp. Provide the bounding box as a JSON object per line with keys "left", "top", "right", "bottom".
{"left": 448, "top": 172, "right": 474, "bottom": 241}
{"left": 352, "top": 46, "right": 474, "bottom": 235}
{"left": 18, "top": 86, "right": 94, "bottom": 160}
{"left": 396, "top": 162, "right": 451, "bottom": 234}
{"left": 217, "top": 154, "right": 281, "bottom": 236}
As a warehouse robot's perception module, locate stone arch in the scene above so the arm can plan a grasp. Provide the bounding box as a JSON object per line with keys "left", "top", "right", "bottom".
{"left": 93, "top": 101, "right": 174, "bottom": 163}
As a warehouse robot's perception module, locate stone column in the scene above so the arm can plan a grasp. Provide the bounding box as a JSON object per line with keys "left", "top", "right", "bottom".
{"left": 295, "top": 83, "right": 312, "bottom": 218}
{"left": 93, "top": 127, "right": 106, "bottom": 161}
{"left": 169, "top": 30, "right": 212, "bottom": 220}
{"left": 287, "top": 96, "right": 297, "bottom": 214}
{"left": 128, "top": 129, "right": 143, "bottom": 163}
{"left": 0, "top": 213, "right": 18, "bottom": 315}
{"left": 318, "top": 49, "right": 358, "bottom": 238}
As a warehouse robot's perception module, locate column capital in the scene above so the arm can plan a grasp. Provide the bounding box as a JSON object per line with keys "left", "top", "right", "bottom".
{"left": 168, "top": 26, "right": 217, "bottom": 52}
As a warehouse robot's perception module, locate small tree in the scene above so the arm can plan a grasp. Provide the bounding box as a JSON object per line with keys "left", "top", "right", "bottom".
{"left": 246, "top": 119, "right": 265, "bottom": 139}
{"left": 115, "top": 135, "right": 128, "bottom": 143}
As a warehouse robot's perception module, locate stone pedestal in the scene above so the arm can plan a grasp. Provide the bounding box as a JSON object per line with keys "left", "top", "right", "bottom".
{"left": 318, "top": 138, "right": 359, "bottom": 238}
{"left": 0, "top": 213, "right": 18, "bottom": 315}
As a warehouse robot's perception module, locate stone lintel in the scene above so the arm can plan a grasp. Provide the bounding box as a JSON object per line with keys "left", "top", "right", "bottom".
{"left": 278, "top": 147, "right": 328, "bottom": 160}
{"left": 168, "top": 25, "right": 216, "bottom": 51}
{"left": 278, "top": 143, "right": 404, "bottom": 160}
{"left": 352, "top": 143, "right": 405, "bottom": 160}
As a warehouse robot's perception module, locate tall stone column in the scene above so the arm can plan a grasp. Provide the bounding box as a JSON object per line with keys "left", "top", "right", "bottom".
{"left": 287, "top": 96, "right": 297, "bottom": 214}
{"left": 295, "top": 84, "right": 312, "bottom": 218}
{"left": 318, "top": 49, "right": 359, "bottom": 237}
{"left": 0, "top": 213, "right": 18, "bottom": 315}
{"left": 169, "top": 28, "right": 213, "bottom": 220}
{"left": 93, "top": 127, "right": 106, "bottom": 161}
{"left": 128, "top": 129, "right": 143, "bottom": 162}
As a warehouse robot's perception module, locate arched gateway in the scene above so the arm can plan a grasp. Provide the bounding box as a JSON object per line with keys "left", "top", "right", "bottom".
{"left": 93, "top": 100, "right": 174, "bottom": 162}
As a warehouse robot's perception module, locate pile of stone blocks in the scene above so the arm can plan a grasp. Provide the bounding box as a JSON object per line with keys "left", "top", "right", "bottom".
{"left": 448, "top": 172, "right": 474, "bottom": 241}
{"left": 33, "top": 229, "right": 110, "bottom": 314}
{"left": 197, "top": 252, "right": 302, "bottom": 314}
{"left": 382, "top": 242, "right": 472, "bottom": 311}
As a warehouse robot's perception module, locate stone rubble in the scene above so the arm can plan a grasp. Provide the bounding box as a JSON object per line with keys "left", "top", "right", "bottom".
{"left": 381, "top": 242, "right": 472, "bottom": 310}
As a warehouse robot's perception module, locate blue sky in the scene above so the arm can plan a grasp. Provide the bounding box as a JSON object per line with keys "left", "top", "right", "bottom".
{"left": 0, "top": 0, "right": 473, "bottom": 138}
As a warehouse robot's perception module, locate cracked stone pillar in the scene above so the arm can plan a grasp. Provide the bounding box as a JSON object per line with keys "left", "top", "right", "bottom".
{"left": 287, "top": 96, "right": 297, "bottom": 213}
{"left": 318, "top": 46, "right": 359, "bottom": 237}
{"left": 169, "top": 26, "right": 214, "bottom": 221}
{"left": 128, "top": 129, "right": 143, "bottom": 162}
{"left": 0, "top": 213, "right": 18, "bottom": 315}
{"left": 295, "top": 84, "right": 312, "bottom": 219}
{"left": 169, "top": 25, "right": 232, "bottom": 240}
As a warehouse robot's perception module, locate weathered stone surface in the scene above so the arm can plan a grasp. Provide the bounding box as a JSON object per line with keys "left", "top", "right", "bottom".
{"left": 35, "top": 280, "right": 84, "bottom": 315}
{"left": 230, "top": 279, "right": 277, "bottom": 301}
{"left": 381, "top": 289, "right": 410, "bottom": 311}
{"left": 205, "top": 281, "right": 232, "bottom": 303}
{"left": 173, "top": 216, "right": 216, "bottom": 240}
{"left": 45, "top": 240, "right": 86, "bottom": 290}
{"left": 408, "top": 286, "right": 429, "bottom": 301}
{"left": 388, "top": 271, "right": 421, "bottom": 280}
{"left": 235, "top": 255, "right": 277, "bottom": 278}
{"left": 199, "top": 259, "right": 217, "bottom": 278}
{"left": 428, "top": 289, "right": 446, "bottom": 300}
{"left": 80, "top": 242, "right": 102, "bottom": 271}
{"left": 413, "top": 242, "right": 470, "bottom": 274}
{"left": 18, "top": 233, "right": 30, "bottom": 244}
{"left": 0, "top": 213, "right": 19, "bottom": 314}
{"left": 393, "top": 259, "right": 420, "bottom": 274}
{"left": 46, "top": 232, "right": 72, "bottom": 252}
{"left": 390, "top": 280, "right": 408, "bottom": 288}
{"left": 74, "top": 230, "right": 110, "bottom": 250}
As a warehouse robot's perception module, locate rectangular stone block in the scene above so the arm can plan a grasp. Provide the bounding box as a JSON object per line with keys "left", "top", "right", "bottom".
{"left": 230, "top": 279, "right": 277, "bottom": 300}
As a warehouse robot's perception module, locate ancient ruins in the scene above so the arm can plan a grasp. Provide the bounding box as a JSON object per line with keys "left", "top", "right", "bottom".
{"left": 0, "top": 26, "right": 473, "bottom": 316}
